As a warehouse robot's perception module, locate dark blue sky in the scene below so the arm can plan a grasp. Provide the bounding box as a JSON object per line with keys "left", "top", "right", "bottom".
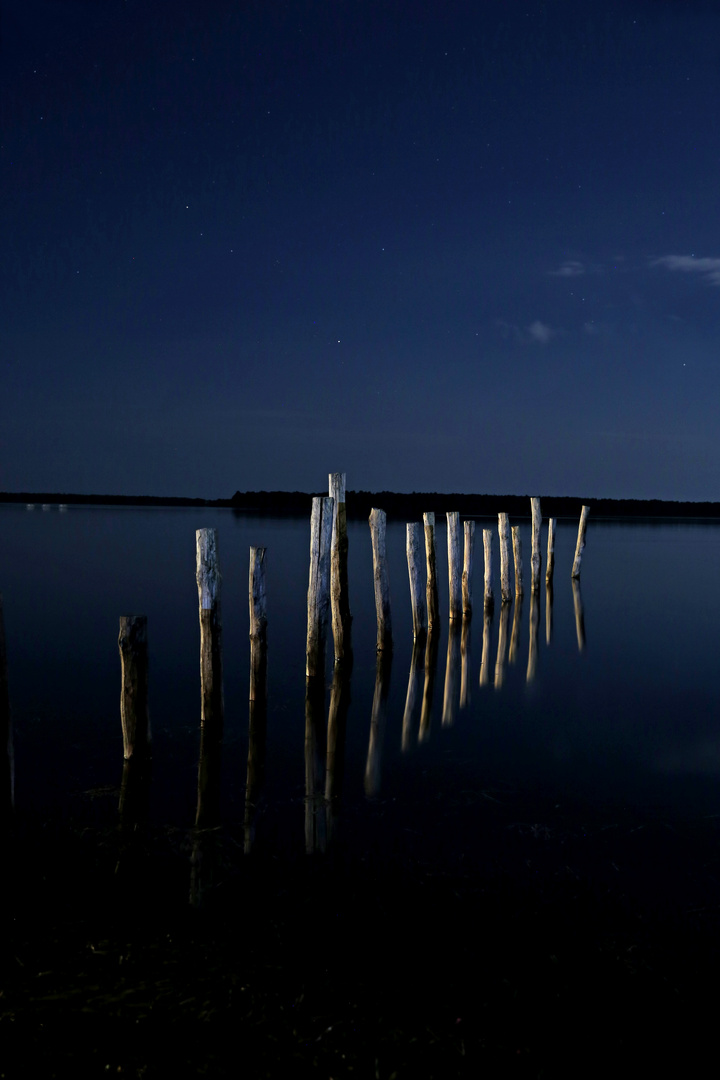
{"left": 2, "top": 0, "right": 720, "bottom": 498}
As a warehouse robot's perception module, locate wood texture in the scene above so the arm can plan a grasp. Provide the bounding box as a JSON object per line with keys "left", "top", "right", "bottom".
{"left": 306, "top": 496, "right": 334, "bottom": 677}
{"left": 118, "top": 614, "right": 149, "bottom": 760}
{"left": 406, "top": 522, "right": 427, "bottom": 639}
{"left": 369, "top": 508, "right": 392, "bottom": 651}
{"left": 572, "top": 505, "right": 591, "bottom": 579}
{"left": 446, "top": 511, "right": 462, "bottom": 620}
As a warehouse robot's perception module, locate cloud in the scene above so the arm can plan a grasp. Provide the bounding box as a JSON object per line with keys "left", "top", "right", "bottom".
{"left": 549, "top": 260, "right": 585, "bottom": 278}
{"left": 496, "top": 319, "right": 559, "bottom": 344}
{"left": 650, "top": 255, "right": 720, "bottom": 286}
{"left": 527, "top": 320, "right": 556, "bottom": 343}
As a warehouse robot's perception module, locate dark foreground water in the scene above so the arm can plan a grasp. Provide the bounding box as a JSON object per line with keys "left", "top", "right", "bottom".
{"left": 1, "top": 503, "right": 720, "bottom": 1076}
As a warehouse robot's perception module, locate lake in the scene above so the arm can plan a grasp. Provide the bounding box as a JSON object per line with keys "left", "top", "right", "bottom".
{"left": 2, "top": 502, "right": 720, "bottom": 1076}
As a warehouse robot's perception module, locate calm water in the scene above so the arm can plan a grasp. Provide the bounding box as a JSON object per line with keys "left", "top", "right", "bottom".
{"left": 2, "top": 503, "right": 720, "bottom": 848}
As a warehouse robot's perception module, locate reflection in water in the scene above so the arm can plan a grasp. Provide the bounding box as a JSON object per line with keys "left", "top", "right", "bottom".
{"left": 479, "top": 607, "right": 493, "bottom": 687}
{"left": 509, "top": 593, "right": 524, "bottom": 665}
{"left": 526, "top": 589, "right": 539, "bottom": 683}
{"left": 494, "top": 603, "right": 510, "bottom": 689}
{"left": 305, "top": 676, "right": 327, "bottom": 853}
{"left": 419, "top": 629, "right": 440, "bottom": 742}
{"left": 244, "top": 638, "right": 268, "bottom": 854}
{"left": 365, "top": 651, "right": 392, "bottom": 797}
{"left": 195, "top": 724, "right": 223, "bottom": 829}
{"left": 326, "top": 651, "right": 352, "bottom": 844}
{"left": 572, "top": 579, "right": 586, "bottom": 652}
{"left": 117, "top": 753, "right": 151, "bottom": 880}
{"left": 0, "top": 595, "right": 13, "bottom": 829}
{"left": 402, "top": 633, "right": 425, "bottom": 751}
{"left": 546, "top": 580, "right": 554, "bottom": 645}
{"left": 442, "top": 620, "right": 462, "bottom": 727}
{"left": 460, "top": 617, "right": 472, "bottom": 709}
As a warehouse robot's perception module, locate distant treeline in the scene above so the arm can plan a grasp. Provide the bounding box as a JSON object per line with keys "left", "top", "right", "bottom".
{"left": 3, "top": 489, "right": 720, "bottom": 520}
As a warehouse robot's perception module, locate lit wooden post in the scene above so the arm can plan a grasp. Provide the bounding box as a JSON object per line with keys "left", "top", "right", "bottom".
{"left": 571, "top": 505, "right": 591, "bottom": 579}
{"left": 530, "top": 498, "right": 542, "bottom": 592}
{"left": 406, "top": 523, "right": 427, "bottom": 639}
{"left": 0, "top": 595, "right": 13, "bottom": 826}
{"left": 118, "top": 615, "right": 150, "bottom": 759}
{"left": 462, "top": 520, "right": 475, "bottom": 618}
{"left": 424, "top": 512, "right": 440, "bottom": 630}
{"left": 369, "top": 508, "right": 392, "bottom": 651}
{"left": 447, "top": 511, "right": 462, "bottom": 621}
{"left": 483, "top": 528, "right": 494, "bottom": 610}
{"left": 329, "top": 472, "right": 351, "bottom": 662}
{"left": 249, "top": 546, "right": 267, "bottom": 655}
{"left": 546, "top": 518, "right": 556, "bottom": 583}
{"left": 306, "top": 496, "right": 334, "bottom": 678}
{"left": 512, "top": 525, "right": 524, "bottom": 598}
{"left": 195, "top": 528, "right": 224, "bottom": 829}
{"left": 498, "top": 513, "right": 512, "bottom": 603}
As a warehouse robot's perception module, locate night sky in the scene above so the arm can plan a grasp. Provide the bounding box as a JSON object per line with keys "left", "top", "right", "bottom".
{"left": 3, "top": 0, "right": 720, "bottom": 499}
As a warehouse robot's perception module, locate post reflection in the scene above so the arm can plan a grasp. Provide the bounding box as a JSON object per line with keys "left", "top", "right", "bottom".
{"left": 441, "top": 619, "right": 462, "bottom": 727}
{"left": 244, "top": 636, "right": 268, "bottom": 854}
{"left": 572, "top": 579, "right": 586, "bottom": 652}
{"left": 509, "top": 593, "right": 524, "bottom": 665}
{"left": 546, "top": 579, "right": 554, "bottom": 645}
{"left": 479, "top": 605, "right": 493, "bottom": 688}
{"left": 526, "top": 589, "right": 539, "bottom": 683}
{"left": 460, "top": 617, "right": 472, "bottom": 709}
{"left": 326, "top": 651, "right": 352, "bottom": 845}
{"left": 0, "top": 596, "right": 13, "bottom": 831}
{"left": 494, "top": 603, "right": 511, "bottom": 689}
{"left": 364, "top": 650, "right": 392, "bottom": 798}
{"left": 305, "top": 676, "right": 327, "bottom": 853}
{"left": 419, "top": 629, "right": 440, "bottom": 742}
{"left": 402, "top": 633, "right": 425, "bottom": 751}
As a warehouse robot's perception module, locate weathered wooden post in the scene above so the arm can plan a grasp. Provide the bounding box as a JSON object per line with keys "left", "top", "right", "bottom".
{"left": 406, "top": 523, "right": 427, "bottom": 640}
{"left": 509, "top": 593, "right": 523, "bottom": 665}
{"left": 402, "top": 637, "right": 424, "bottom": 751}
{"left": 365, "top": 651, "right": 392, "bottom": 797}
{"left": 572, "top": 579, "right": 586, "bottom": 651}
{"left": 369, "top": 508, "right": 392, "bottom": 651}
{"left": 462, "top": 520, "right": 475, "bottom": 618}
{"left": 306, "top": 496, "right": 334, "bottom": 677}
{"left": 571, "top": 505, "right": 591, "bottom": 579}
{"left": 546, "top": 518, "right": 556, "bottom": 583}
{"left": 424, "top": 512, "right": 440, "bottom": 630}
{"left": 441, "top": 619, "right": 461, "bottom": 727}
{"left": 512, "top": 525, "right": 524, "bottom": 599}
{"left": 530, "top": 498, "right": 542, "bottom": 592}
{"left": 196, "top": 528, "right": 224, "bottom": 739}
{"left": 527, "top": 589, "right": 539, "bottom": 683}
{"left": 483, "top": 528, "right": 494, "bottom": 611}
{"left": 494, "top": 601, "right": 510, "bottom": 690}
{"left": 460, "top": 616, "right": 472, "bottom": 709}
{"left": 329, "top": 472, "right": 351, "bottom": 661}
{"left": 479, "top": 605, "right": 493, "bottom": 687}
{"left": 246, "top": 547, "right": 268, "bottom": 854}
{"left": 498, "top": 513, "right": 512, "bottom": 603}
{"left": 0, "top": 595, "right": 13, "bottom": 827}
{"left": 118, "top": 615, "right": 150, "bottom": 760}
{"left": 447, "top": 511, "right": 462, "bottom": 621}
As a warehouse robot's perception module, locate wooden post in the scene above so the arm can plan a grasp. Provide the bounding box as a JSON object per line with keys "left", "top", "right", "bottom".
{"left": 329, "top": 472, "right": 351, "bottom": 661}
{"left": 447, "top": 511, "right": 462, "bottom": 621}
{"left": 483, "top": 528, "right": 494, "bottom": 611}
{"left": 0, "top": 595, "right": 13, "bottom": 827}
{"left": 462, "top": 520, "right": 475, "bottom": 618}
{"left": 441, "top": 620, "right": 461, "bottom": 726}
{"left": 546, "top": 518, "right": 556, "bottom": 583}
{"left": 530, "top": 498, "right": 542, "bottom": 592}
{"left": 118, "top": 615, "right": 150, "bottom": 759}
{"left": 498, "top": 513, "right": 511, "bottom": 603}
{"left": 494, "top": 601, "right": 510, "bottom": 690}
{"left": 246, "top": 547, "right": 268, "bottom": 853}
{"left": 196, "top": 528, "right": 224, "bottom": 739}
{"left": 512, "top": 525, "right": 524, "bottom": 599}
{"left": 406, "top": 523, "right": 427, "bottom": 639}
{"left": 424, "top": 512, "right": 440, "bottom": 630}
{"left": 369, "top": 508, "right": 392, "bottom": 651}
{"left": 306, "top": 496, "right": 334, "bottom": 677}
{"left": 571, "top": 505, "right": 591, "bottom": 579}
